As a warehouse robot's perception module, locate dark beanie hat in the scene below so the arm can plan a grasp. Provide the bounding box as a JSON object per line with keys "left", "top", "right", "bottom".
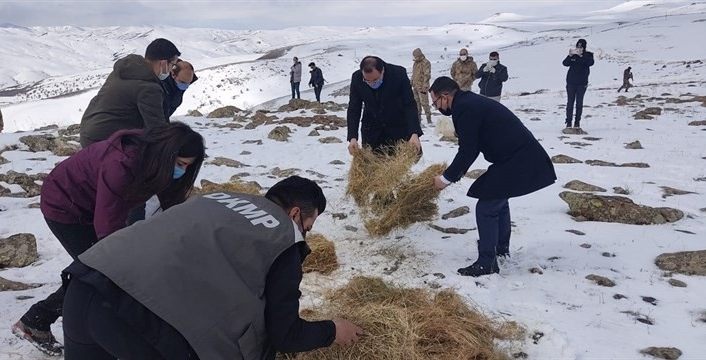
{"left": 178, "top": 132, "right": 204, "bottom": 158}
{"left": 145, "top": 38, "right": 181, "bottom": 61}
{"left": 576, "top": 39, "right": 587, "bottom": 49}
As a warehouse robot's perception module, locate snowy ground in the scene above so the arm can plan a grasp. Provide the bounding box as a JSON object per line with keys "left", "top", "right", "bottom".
{"left": 1, "top": 1, "right": 706, "bottom": 359}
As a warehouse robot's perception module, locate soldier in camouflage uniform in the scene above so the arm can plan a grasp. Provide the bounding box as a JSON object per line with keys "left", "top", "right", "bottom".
{"left": 450, "top": 48, "right": 478, "bottom": 91}
{"left": 411, "top": 48, "right": 432, "bottom": 125}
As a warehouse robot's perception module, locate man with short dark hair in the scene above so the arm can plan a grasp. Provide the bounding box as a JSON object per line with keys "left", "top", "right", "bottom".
{"left": 161, "top": 59, "right": 198, "bottom": 119}
{"left": 347, "top": 56, "right": 422, "bottom": 155}
{"left": 476, "top": 51, "right": 509, "bottom": 102}
{"left": 80, "top": 38, "right": 180, "bottom": 147}
{"left": 308, "top": 62, "right": 325, "bottom": 102}
{"left": 429, "top": 76, "right": 556, "bottom": 277}
{"left": 60, "top": 176, "right": 363, "bottom": 359}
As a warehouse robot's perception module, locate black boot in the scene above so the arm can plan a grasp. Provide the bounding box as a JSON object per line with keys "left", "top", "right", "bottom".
{"left": 565, "top": 120, "right": 572, "bottom": 128}
{"left": 573, "top": 119, "right": 581, "bottom": 128}
{"left": 458, "top": 252, "right": 499, "bottom": 277}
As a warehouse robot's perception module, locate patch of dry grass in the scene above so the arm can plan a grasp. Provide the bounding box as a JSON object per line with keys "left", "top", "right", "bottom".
{"left": 302, "top": 234, "right": 339, "bottom": 275}
{"left": 291, "top": 277, "right": 521, "bottom": 360}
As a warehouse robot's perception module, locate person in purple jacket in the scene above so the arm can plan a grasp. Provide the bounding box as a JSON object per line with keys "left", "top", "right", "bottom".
{"left": 12, "top": 122, "right": 205, "bottom": 356}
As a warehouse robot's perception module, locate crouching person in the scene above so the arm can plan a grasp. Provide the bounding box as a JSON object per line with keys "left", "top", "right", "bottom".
{"left": 61, "top": 176, "right": 363, "bottom": 359}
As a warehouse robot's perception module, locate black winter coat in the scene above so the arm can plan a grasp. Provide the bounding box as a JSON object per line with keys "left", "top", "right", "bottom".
{"left": 309, "top": 67, "right": 324, "bottom": 87}
{"left": 476, "top": 63, "right": 509, "bottom": 97}
{"left": 347, "top": 59, "right": 422, "bottom": 149}
{"left": 161, "top": 72, "right": 198, "bottom": 120}
{"left": 443, "top": 91, "right": 556, "bottom": 200}
{"left": 563, "top": 51, "right": 594, "bottom": 86}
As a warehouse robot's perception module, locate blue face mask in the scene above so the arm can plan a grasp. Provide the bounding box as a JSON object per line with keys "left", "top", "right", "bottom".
{"left": 173, "top": 165, "right": 186, "bottom": 179}
{"left": 176, "top": 82, "right": 190, "bottom": 91}
{"left": 367, "top": 77, "right": 383, "bottom": 90}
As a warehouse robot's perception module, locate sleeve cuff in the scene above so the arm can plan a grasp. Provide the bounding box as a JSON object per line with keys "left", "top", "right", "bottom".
{"left": 440, "top": 175, "right": 452, "bottom": 185}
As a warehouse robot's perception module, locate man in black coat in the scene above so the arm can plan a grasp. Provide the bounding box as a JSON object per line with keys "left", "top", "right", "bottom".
{"left": 347, "top": 56, "right": 422, "bottom": 155}
{"left": 562, "top": 38, "right": 594, "bottom": 128}
{"left": 308, "top": 62, "right": 325, "bottom": 102}
{"left": 161, "top": 60, "right": 197, "bottom": 119}
{"left": 429, "top": 76, "right": 556, "bottom": 277}
{"left": 476, "top": 51, "right": 508, "bottom": 102}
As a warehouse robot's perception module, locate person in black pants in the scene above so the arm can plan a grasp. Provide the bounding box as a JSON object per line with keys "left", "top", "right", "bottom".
{"left": 429, "top": 76, "right": 556, "bottom": 277}
{"left": 562, "top": 39, "right": 594, "bottom": 128}
{"left": 308, "top": 62, "right": 325, "bottom": 102}
{"left": 12, "top": 124, "right": 205, "bottom": 356}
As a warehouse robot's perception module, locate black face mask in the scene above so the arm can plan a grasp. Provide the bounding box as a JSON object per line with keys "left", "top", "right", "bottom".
{"left": 297, "top": 213, "right": 308, "bottom": 239}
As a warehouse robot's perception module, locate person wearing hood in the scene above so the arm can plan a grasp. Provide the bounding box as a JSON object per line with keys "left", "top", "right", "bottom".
{"left": 450, "top": 48, "right": 478, "bottom": 91}
{"left": 59, "top": 176, "right": 363, "bottom": 359}
{"left": 290, "top": 57, "right": 302, "bottom": 99}
{"left": 411, "top": 48, "right": 433, "bottom": 125}
{"left": 161, "top": 59, "right": 197, "bottom": 119}
{"left": 80, "top": 38, "right": 180, "bottom": 147}
{"left": 12, "top": 123, "right": 205, "bottom": 356}
{"left": 347, "top": 56, "right": 423, "bottom": 155}
{"left": 617, "top": 66, "right": 633, "bottom": 92}
{"left": 429, "top": 76, "right": 556, "bottom": 277}
{"left": 476, "top": 51, "right": 509, "bottom": 102}
{"left": 562, "top": 38, "right": 595, "bottom": 128}
{"left": 308, "top": 62, "right": 325, "bottom": 102}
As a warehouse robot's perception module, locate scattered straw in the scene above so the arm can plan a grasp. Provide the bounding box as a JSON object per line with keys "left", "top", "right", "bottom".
{"left": 291, "top": 276, "right": 520, "bottom": 360}
{"left": 193, "top": 179, "right": 262, "bottom": 196}
{"left": 347, "top": 142, "right": 444, "bottom": 236}
{"left": 302, "top": 234, "right": 339, "bottom": 275}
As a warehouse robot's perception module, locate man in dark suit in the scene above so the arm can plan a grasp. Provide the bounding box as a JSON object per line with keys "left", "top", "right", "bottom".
{"left": 347, "top": 56, "right": 422, "bottom": 155}
{"left": 429, "top": 76, "right": 557, "bottom": 277}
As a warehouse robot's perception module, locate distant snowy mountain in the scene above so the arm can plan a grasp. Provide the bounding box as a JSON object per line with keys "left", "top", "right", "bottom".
{"left": 0, "top": 0, "right": 704, "bottom": 132}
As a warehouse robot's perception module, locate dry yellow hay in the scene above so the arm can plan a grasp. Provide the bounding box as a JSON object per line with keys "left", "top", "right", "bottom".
{"left": 302, "top": 233, "right": 339, "bottom": 275}
{"left": 291, "top": 276, "right": 520, "bottom": 360}
{"left": 346, "top": 142, "right": 444, "bottom": 237}
{"left": 192, "top": 179, "right": 262, "bottom": 196}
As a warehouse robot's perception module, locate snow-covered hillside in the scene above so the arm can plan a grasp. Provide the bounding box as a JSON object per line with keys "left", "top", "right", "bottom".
{"left": 1, "top": 1, "right": 706, "bottom": 359}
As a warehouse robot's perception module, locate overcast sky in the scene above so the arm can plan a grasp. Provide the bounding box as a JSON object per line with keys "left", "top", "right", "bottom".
{"left": 0, "top": 0, "right": 628, "bottom": 29}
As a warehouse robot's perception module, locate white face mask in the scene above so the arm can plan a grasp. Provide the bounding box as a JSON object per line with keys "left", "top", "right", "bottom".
{"left": 158, "top": 61, "right": 170, "bottom": 81}
{"left": 459, "top": 55, "right": 468, "bottom": 61}
{"left": 488, "top": 60, "right": 499, "bottom": 67}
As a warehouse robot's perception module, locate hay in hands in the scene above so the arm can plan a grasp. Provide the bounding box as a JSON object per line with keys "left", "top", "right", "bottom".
{"left": 302, "top": 234, "right": 339, "bottom": 275}
{"left": 192, "top": 179, "right": 262, "bottom": 196}
{"left": 347, "top": 142, "right": 445, "bottom": 237}
{"left": 347, "top": 142, "right": 419, "bottom": 209}
{"left": 293, "top": 276, "right": 520, "bottom": 360}
{"left": 364, "top": 164, "right": 444, "bottom": 237}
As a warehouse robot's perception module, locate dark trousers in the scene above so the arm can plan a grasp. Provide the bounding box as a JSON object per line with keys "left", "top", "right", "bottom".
{"left": 20, "top": 220, "right": 97, "bottom": 331}
{"left": 475, "top": 199, "right": 511, "bottom": 260}
{"left": 617, "top": 82, "right": 632, "bottom": 92}
{"left": 566, "top": 84, "right": 588, "bottom": 124}
{"left": 291, "top": 82, "right": 301, "bottom": 99}
{"left": 63, "top": 279, "right": 164, "bottom": 360}
{"left": 313, "top": 84, "right": 323, "bottom": 102}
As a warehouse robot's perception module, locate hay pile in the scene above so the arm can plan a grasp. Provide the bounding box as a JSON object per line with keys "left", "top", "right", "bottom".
{"left": 292, "top": 277, "right": 519, "bottom": 360}
{"left": 302, "top": 234, "right": 339, "bottom": 275}
{"left": 192, "top": 179, "right": 262, "bottom": 196}
{"left": 347, "top": 142, "right": 444, "bottom": 237}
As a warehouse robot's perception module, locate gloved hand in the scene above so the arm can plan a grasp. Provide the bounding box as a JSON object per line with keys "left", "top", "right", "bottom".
{"left": 569, "top": 48, "right": 578, "bottom": 56}
{"left": 489, "top": 67, "right": 496, "bottom": 73}
{"left": 483, "top": 65, "right": 490, "bottom": 72}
